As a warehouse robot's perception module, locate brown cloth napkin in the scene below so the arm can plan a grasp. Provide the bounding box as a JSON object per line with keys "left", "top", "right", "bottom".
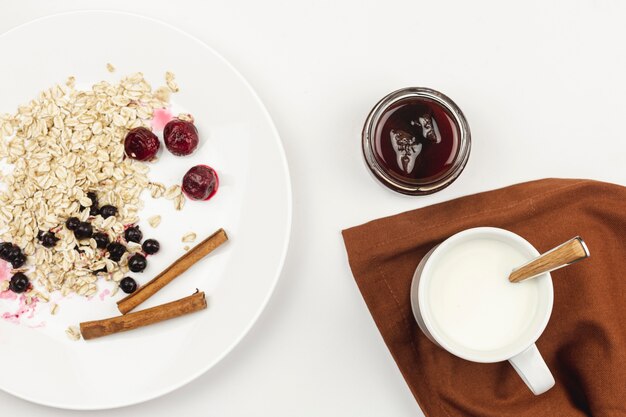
{"left": 342, "top": 178, "right": 626, "bottom": 417}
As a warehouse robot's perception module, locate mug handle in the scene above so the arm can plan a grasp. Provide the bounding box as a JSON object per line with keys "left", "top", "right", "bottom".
{"left": 508, "top": 344, "right": 555, "bottom": 395}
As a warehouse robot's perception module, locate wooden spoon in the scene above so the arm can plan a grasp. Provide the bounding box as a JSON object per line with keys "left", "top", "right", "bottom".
{"left": 509, "top": 237, "right": 590, "bottom": 283}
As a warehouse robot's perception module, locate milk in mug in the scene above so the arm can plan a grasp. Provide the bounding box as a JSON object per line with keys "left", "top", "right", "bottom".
{"left": 426, "top": 238, "right": 541, "bottom": 352}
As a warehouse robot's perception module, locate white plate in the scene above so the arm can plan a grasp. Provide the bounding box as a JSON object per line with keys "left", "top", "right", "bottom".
{"left": 0, "top": 11, "right": 291, "bottom": 410}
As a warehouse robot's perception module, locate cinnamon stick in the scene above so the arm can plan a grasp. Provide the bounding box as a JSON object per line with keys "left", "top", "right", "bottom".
{"left": 80, "top": 291, "right": 207, "bottom": 340}
{"left": 509, "top": 236, "right": 589, "bottom": 283}
{"left": 117, "top": 228, "right": 228, "bottom": 314}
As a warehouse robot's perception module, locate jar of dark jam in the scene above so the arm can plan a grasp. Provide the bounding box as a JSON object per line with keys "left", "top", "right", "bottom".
{"left": 362, "top": 87, "right": 471, "bottom": 195}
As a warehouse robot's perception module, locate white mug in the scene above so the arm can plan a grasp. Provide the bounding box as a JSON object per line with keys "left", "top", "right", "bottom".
{"left": 410, "top": 227, "right": 555, "bottom": 395}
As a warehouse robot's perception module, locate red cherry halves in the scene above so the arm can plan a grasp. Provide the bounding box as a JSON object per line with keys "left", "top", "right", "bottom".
{"left": 182, "top": 165, "right": 218, "bottom": 201}
{"left": 124, "top": 127, "right": 160, "bottom": 161}
{"left": 164, "top": 119, "right": 199, "bottom": 156}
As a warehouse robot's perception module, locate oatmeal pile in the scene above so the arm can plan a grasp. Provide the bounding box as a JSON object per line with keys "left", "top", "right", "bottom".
{"left": 0, "top": 72, "right": 183, "bottom": 298}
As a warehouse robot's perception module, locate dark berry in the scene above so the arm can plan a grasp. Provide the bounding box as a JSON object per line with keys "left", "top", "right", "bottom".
{"left": 124, "top": 226, "right": 142, "bottom": 243}
{"left": 119, "top": 277, "right": 137, "bottom": 294}
{"left": 6, "top": 245, "right": 21, "bottom": 263}
{"left": 100, "top": 205, "right": 117, "bottom": 219}
{"left": 41, "top": 232, "right": 59, "bottom": 248}
{"left": 142, "top": 239, "right": 160, "bottom": 255}
{"left": 0, "top": 242, "right": 13, "bottom": 260}
{"left": 128, "top": 254, "right": 147, "bottom": 272}
{"left": 66, "top": 217, "right": 80, "bottom": 231}
{"left": 163, "top": 119, "right": 199, "bottom": 156}
{"left": 87, "top": 192, "right": 99, "bottom": 215}
{"left": 87, "top": 192, "right": 98, "bottom": 205}
{"left": 124, "top": 127, "right": 160, "bottom": 161}
{"left": 11, "top": 253, "right": 26, "bottom": 268}
{"left": 74, "top": 222, "right": 93, "bottom": 239}
{"left": 93, "top": 232, "right": 110, "bottom": 249}
{"left": 182, "top": 165, "right": 219, "bottom": 201}
{"left": 37, "top": 230, "right": 45, "bottom": 241}
{"left": 107, "top": 242, "right": 126, "bottom": 262}
{"left": 9, "top": 273, "right": 29, "bottom": 293}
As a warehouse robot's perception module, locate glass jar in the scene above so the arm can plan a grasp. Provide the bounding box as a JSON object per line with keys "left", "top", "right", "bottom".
{"left": 362, "top": 87, "right": 471, "bottom": 195}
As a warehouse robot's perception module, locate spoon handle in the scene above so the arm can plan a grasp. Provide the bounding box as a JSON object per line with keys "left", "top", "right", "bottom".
{"left": 509, "top": 237, "right": 590, "bottom": 283}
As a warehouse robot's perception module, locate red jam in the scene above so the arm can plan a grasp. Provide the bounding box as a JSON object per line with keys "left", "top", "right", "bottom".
{"left": 373, "top": 98, "right": 459, "bottom": 184}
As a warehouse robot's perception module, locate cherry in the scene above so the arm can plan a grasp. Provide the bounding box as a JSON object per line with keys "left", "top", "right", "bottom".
{"left": 11, "top": 253, "right": 26, "bottom": 269}
{"left": 128, "top": 254, "right": 147, "bottom": 272}
{"left": 41, "top": 232, "right": 59, "bottom": 248}
{"left": 124, "top": 226, "right": 142, "bottom": 243}
{"left": 66, "top": 217, "right": 80, "bottom": 231}
{"left": 74, "top": 222, "right": 93, "bottom": 240}
{"left": 6, "top": 245, "right": 22, "bottom": 263}
{"left": 107, "top": 242, "right": 126, "bottom": 262}
{"left": 93, "top": 232, "right": 110, "bottom": 249}
{"left": 119, "top": 277, "right": 137, "bottom": 294}
{"left": 86, "top": 191, "right": 99, "bottom": 216}
{"left": 0, "top": 242, "right": 13, "bottom": 260}
{"left": 100, "top": 205, "right": 117, "bottom": 219}
{"left": 182, "top": 165, "right": 219, "bottom": 201}
{"left": 124, "top": 127, "right": 160, "bottom": 161}
{"left": 142, "top": 239, "right": 160, "bottom": 255}
{"left": 163, "top": 119, "right": 199, "bottom": 156}
{"left": 9, "top": 273, "right": 29, "bottom": 293}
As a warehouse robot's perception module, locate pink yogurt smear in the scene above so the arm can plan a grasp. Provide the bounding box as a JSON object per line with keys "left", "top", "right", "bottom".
{"left": 1, "top": 261, "right": 42, "bottom": 325}
{"left": 99, "top": 289, "right": 111, "bottom": 301}
{"left": 0, "top": 261, "right": 16, "bottom": 300}
{"left": 152, "top": 108, "right": 173, "bottom": 131}
{"left": 0, "top": 260, "right": 11, "bottom": 282}
{"left": 1, "top": 293, "right": 40, "bottom": 325}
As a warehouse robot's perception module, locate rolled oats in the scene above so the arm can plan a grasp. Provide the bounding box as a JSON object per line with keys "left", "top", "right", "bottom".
{"left": 149, "top": 182, "right": 165, "bottom": 198}
{"left": 182, "top": 232, "right": 197, "bottom": 243}
{"left": 66, "top": 325, "right": 81, "bottom": 341}
{"left": 177, "top": 113, "right": 194, "bottom": 122}
{"left": 165, "top": 71, "right": 179, "bottom": 93}
{"left": 164, "top": 185, "right": 181, "bottom": 200}
{"left": 148, "top": 215, "right": 161, "bottom": 228}
{"left": 174, "top": 194, "right": 185, "bottom": 211}
{"left": 0, "top": 72, "right": 183, "bottom": 299}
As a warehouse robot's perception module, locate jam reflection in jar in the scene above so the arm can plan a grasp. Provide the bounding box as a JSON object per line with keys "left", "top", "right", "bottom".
{"left": 362, "top": 88, "right": 471, "bottom": 195}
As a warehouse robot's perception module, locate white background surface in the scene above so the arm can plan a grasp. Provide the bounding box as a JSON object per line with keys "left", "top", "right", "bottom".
{"left": 1, "top": 1, "right": 624, "bottom": 416}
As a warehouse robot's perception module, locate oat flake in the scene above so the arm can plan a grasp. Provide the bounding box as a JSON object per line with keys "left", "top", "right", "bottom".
{"left": 182, "top": 232, "right": 197, "bottom": 243}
